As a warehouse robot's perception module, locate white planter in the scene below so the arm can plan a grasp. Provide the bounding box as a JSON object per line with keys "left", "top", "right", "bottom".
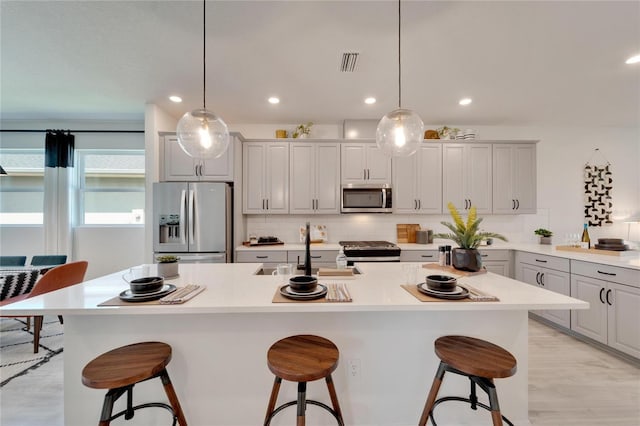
{"left": 157, "top": 262, "right": 179, "bottom": 278}
{"left": 539, "top": 236, "right": 552, "bottom": 245}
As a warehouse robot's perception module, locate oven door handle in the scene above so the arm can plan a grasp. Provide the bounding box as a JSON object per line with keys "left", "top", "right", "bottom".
{"left": 345, "top": 256, "right": 401, "bottom": 262}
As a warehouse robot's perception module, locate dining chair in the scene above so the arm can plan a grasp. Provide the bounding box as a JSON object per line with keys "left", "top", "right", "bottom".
{"left": 0, "top": 256, "right": 27, "bottom": 267}
{"left": 30, "top": 255, "right": 67, "bottom": 266}
{"left": 1, "top": 260, "right": 88, "bottom": 353}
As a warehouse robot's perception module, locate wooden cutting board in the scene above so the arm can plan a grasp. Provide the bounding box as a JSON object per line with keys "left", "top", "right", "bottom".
{"left": 397, "top": 224, "right": 421, "bottom": 243}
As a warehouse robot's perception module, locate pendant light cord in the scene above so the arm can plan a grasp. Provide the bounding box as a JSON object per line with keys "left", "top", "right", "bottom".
{"left": 202, "top": 0, "right": 207, "bottom": 110}
{"left": 397, "top": 0, "right": 402, "bottom": 109}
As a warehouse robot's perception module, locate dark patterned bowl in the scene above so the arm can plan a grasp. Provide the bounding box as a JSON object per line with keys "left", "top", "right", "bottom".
{"left": 289, "top": 275, "right": 318, "bottom": 293}
{"left": 425, "top": 275, "right": 457, "bottom": 292}
{"left": 129, "top": 276, "right": 164, "bottom": 294}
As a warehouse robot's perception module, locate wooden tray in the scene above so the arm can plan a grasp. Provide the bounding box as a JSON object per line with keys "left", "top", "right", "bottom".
{"left": 397, "top": 224, "right": 421, "bottom": 243}
{"left": 555, "top": 245, "right": 628, "bottom": 257}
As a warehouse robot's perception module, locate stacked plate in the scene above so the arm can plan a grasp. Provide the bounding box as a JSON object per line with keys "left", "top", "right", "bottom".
{"left": 594, "top": 238, "right": 628, "bottom": 251}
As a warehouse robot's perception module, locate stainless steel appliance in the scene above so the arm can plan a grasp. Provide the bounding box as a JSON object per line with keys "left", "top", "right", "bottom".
{"left": 339, "top": 241, "right": 401, "bottom": 264}
{"left": 341, "top": 184, "right": 392, "bottom": 213}
{"left": 153, "top": 182, "right": 232, "bottom": 263}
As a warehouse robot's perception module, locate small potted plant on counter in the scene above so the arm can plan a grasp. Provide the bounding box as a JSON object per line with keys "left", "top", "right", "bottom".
{"left": 156, "top": 255, "right": 179, "bottom": 278}
{"left": 435, "top": 202, "right": 507, "bottom": 271}
{"left": 534, "top": 228, "right": 553, "bottom": 245}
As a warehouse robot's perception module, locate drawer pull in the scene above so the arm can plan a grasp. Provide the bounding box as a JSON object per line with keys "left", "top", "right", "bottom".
{"left": 481, "top": 254, "right": 488, "bottom": 257}
{"left": 421, "top": 255, "right": 434, "bottom": 258}
{"left": 597, "top": 270, "right": 616, "bottom": 276}
{"left": 256, "top": 255, "right": 268, "bottom": 259}
{"left": 599, "top": 288, "right": 605, "bottom": 304}
{"left": 605, "top": 289, "right": 612, "bottom": 306}
{"left": 311, "top": 255, "right": 321, "bottom": 259}
{"left": 535, "top": 259, "right": 547, "bottom": 263}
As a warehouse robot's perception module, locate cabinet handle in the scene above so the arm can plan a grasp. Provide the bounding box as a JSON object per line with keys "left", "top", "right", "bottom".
{"left": 363, "top": 169, "right": 367, "bottom": 180}
{"left": 262, "top": 199, "right": 265, "bottom": 209}
{"left": 535, "top": 259, "right": 548, "bottom": 263}
{"left": 418, "top": 199, "right": 421, "bottom": 209}
{"left": 199, "top": 164, "right": 203, "bottom": 176}
{"left": 605, "top": 289, "right": 612, "bottom": 306}
{"left": 414, "top": 200, "right": 417, "bottom": 210}
{"left": 599, "top": 288, "right": 605, "bottom": 304}
{"left": 256, "top": 255, "right": 268, "bottom": 259}
{"left": 367, "top": 169, "right": 370, "bottom": 180}
{"left": 421, "top": 255, "right": 434, "bottom": 258}
{"left": 540, "top": 273, "right": 545, "bottom": 286}
{"left": 516, "top": 199, "right": 520, "bottom": 209}
{"left": 535, "top": 272, "right": 540, "bottom": 285}
{"left": 512, "top": 199, "right": 515, "bottom": 210}
{"left": 311, "top": 255, "right": 321, "bottom": 259}
{"left": 266, "top": 199, "right": 269, "bottom": 210}
{"left": 481, "top": 254, "right": 488, "bottom": 257}
{"left": 597, "top": 270, "right": 616, "bottom": 276}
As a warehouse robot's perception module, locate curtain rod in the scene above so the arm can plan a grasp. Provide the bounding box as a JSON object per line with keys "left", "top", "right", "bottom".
{"left": 0, "top": 129, "right": 144, "bottom": 134}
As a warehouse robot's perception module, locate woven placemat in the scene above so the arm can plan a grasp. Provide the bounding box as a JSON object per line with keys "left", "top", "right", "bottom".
{"left": 98, "top": 285, "right": 204, "bottom": 306}
{"left": 272, "top": 288, "right": 327, "bottom": 303}
{"left": 401, "top": 284, "right": 498, "bottom": 302}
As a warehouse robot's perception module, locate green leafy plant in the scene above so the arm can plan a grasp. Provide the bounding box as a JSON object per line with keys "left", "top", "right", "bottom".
{"left": 156, "top": 255, "right": 179, "bottom": 263}
{"left": 534, "top": 228, "right": 553, "bottom": 237}
{"left": 292, "top": 122, "right": 313, "bottom": 138}
{"left": 435, "top": 202, "right": 507, "bottom": 249}
{"left": 436, "top": 125, "right": 460, "bottom": 139}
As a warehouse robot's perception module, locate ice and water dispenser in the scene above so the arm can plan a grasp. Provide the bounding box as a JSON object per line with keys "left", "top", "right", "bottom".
{"left": 158, "top": 214, "right": 182, "bottom": 243}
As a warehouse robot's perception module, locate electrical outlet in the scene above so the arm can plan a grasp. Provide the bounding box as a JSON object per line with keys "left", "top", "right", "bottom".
{"left": 348, "top": 359, "right": 360, "bottom": 378}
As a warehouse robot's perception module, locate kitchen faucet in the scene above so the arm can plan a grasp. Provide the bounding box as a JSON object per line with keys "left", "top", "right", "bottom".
{"left": 297, "top": 222, "right": 312, "bottom": 276}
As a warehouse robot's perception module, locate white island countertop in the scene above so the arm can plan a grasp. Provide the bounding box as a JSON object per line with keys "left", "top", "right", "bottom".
{"left": 0, "top": 262, "right": 587, "bottom": 316}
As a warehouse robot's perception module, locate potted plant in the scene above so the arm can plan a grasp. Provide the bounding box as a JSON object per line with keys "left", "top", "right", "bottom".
{"left": 292, "top": 122, "right": 313, "bottom": 138}
{"left": 534, "top": 228, "right": 553, "bottom": 245}
{"left": 435, "top": 202, "right": 507, "bottom": 271}
{"left": 156, "top": 255, "right": 179, "bottom": 278}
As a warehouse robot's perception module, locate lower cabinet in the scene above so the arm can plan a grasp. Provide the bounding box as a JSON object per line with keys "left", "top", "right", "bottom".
{"left": 479, "top": 249, "right": 511, "bottom": 277}
{"left": 399, "top": 250, "right": 437, "bottom": 262}
{"left": 516, "top": 252, "right": 571, "bottom": 328}
{"left": 570, "top": 270, "right": 640, "bottom": 359}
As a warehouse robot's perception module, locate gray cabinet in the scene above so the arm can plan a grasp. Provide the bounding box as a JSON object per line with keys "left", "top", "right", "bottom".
{"left": 516, "top": 251, "right": 571, "bottom": 328}
{"left": 392, "top": 144, "right": 442, "bottom": 214}
{"left": 570, "top": 261, "right": 640, "bottom": 359}
{"left": 442, "top": 144, "right": 492, "bottom": 214}
{"left": 400, "top": 250, "right": 438, "bottom": 262}
{"left": 289, "top": 143, "right": 340, "bottom": 214}
{"left": 479, "top": 249, "right": 511, "bottom": 277}
{"left": 162, "top": 135, "right": 233, "bottom": 182}
{"left": 242, "top": 142, "right": 289, "bottom": 214}
{"left": 492, "top": 144, "right": 536, "bottom": 214}
{"left": 341, "top": 143, "right": 391, "bottom": 184}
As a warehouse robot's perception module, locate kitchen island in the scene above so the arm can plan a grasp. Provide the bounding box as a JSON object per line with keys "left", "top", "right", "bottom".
{"left": 0, "top": 262, "right": 587, "bottom": 426}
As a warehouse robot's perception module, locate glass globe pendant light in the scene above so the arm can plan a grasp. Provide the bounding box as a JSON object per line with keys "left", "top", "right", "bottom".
{"left": 176, "top": 0, "right": 229, "bottom": 159}
{"left": 376, "top": 0, "right": 423, "bottom": 157}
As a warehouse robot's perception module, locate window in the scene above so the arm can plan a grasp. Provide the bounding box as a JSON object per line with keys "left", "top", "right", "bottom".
{"left": 77, "top": 150, "right": 145, "bottom": 225}
{"left": 0, "top": 149, "right": 45, "bottom": 225}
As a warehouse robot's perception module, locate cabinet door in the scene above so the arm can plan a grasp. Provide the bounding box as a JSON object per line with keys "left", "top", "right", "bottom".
{"left": 607, "top": 282, "right": 640, "bottom": 358}
{"left": 483, "top": 261, "right": 510, "bottom": 277}
{"left": 341, "top": 144, "right": 367, "bottom": 183}
{"left": 492, "top": 144, "right": 515, "bottom": 214}
{"left": 512, "top": 144, "right": 536, "bottom": 213}
{"left": 200, "top": 138, "right": 233, "bottom": 181}
{"left": 466, "top": 144, "right": 492, "bottom": 214}
{"left": 265, "top": 144, "right": 289, "bottom": 213}
{"left": 416, "top": 144, "right": 443, "bottom": 214}
{"left": 289, "top": 143, "right": 315, "bottom": 214}
{"left": 493, "top": 144, "right": 536, "bottom": 214}
{"left": 366, "top": 145, "right": 392, "bottom": 183}
{"left": 163, "top": 136, "right": 197, "bottom": 181}
{"left": 243, "top": 143, "right": 267, "bottom": 213}
{"left": 570, "top": 275, "right": 607, "bottom": 344}
{"left": 442, "top": 144, "right": 466, "bottom": 211}
{"left": 540, "top": 269, "right": 570, "bottom": 328}
{"left": 314, "top": 144, "right": 340, "bottom": 213}
{"left": 392, "top": 154, "right": 418, "bottom": 213}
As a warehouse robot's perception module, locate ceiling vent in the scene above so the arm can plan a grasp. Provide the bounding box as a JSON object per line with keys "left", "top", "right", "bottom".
{"left": 340, "top": 52, "right": 359, "bottom": 72}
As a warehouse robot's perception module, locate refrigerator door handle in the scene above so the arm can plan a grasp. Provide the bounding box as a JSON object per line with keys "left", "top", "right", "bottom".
{"left": 179, "top": 189, "right": 187, "bottom": 244}
{"left": 189, "top": 189, "right": 196, "bottom": 244}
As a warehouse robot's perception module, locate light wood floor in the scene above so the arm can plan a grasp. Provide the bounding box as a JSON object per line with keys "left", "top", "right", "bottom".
{"left": 1, "top": 318, "right": 639, "bottom": 425}
{"left": 528, "top": 319, "right": 640, "bottom": 425}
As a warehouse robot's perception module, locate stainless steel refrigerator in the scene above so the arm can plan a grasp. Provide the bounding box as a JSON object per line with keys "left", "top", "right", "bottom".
{"left": 153, "top": 182, "right": 232, "bottom": 263}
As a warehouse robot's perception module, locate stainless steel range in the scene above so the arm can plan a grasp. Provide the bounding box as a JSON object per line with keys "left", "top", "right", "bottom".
{"left": 339, "top": 241, "right": 401, "bottom": 263}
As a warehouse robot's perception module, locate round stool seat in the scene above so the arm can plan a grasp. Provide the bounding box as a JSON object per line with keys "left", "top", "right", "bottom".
{"left": 267, "top": 335, "right": 339, "bottom": 383}
{"left": 435, "top": 335, "right": 517, "bottom": 379}
{"left": 82, "top": 341, "right": 172, "bottom": 390}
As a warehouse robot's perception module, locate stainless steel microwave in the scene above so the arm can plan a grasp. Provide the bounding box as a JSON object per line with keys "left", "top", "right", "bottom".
{"left": 341, "top": 184, "right": 392, "bottom": 213}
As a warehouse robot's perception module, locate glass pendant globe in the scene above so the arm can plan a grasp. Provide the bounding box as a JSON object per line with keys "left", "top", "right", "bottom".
{"left": 375, "top": 108, "right": 424, "bottom": 157}
{"left": 176, "top": 108, "right": 230, "bottom": 159}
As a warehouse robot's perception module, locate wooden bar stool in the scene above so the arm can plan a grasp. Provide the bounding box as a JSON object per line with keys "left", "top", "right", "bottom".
{"left": 81, "top": 341, "right": 187, "bottom": 426}
{"left": 264, "top": 334, "right": 344, "bottom": 426}
{"left": 419, "top": 335, "right": 517, "bottom": 426}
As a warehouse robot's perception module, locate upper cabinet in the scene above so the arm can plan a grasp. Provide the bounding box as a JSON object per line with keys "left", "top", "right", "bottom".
{"left": 442, "top": 144, "right": 492, "bottom": 214}
{"left": 492, "top": 144, "right": 537, "bottom": 214}
{"left": 289, "top": 142, "right": 340, "bottom": 214}
{"left": 242, "top": 142, "right": 289, "bottom": 214}
{"left": 392, "top": 144, "right": 442, "bottom": 214}
{"left": 341, "top": 143, "right": 392, "bottom": 184}
{"left": 162, "top": 135, "right": 233, "bottom": 182}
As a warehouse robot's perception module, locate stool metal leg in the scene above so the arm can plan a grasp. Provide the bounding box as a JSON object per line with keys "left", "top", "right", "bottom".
{"left": 264, "top": 376, "right": 282, "bottom": 426}
{"left": 160, "top": 369, "right": 187, "bottom": 426}
{"left": 419, "top": 361, "right": 446, "bottom": 426}
{"left": 296, "top": 382, "right": 307, "bottom": 426}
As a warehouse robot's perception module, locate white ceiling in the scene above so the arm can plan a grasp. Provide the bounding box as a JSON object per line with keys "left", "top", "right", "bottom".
{"left": 1, "top": 0, "right": 639, "bottom": 127}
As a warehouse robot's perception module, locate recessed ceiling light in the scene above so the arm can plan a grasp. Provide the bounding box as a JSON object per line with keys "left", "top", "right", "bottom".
{"left": 625, "top": 54, "right": 640, "bottom": 64}
{"left": 169, "top": 95, "right": 182, "bottom": 103}
{"left": 364, "top": 97, "right": 376, "bottom": 105}
{"left": 459, "top": 98, "right": 472, "bottom": 106}
{"left": 268, "top": 97, "right": 280, "bottom": 104}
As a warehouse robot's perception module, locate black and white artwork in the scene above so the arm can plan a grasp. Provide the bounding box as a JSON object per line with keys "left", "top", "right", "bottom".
{"left": 584, "top": 163, "right": 613, "bottom": 226}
